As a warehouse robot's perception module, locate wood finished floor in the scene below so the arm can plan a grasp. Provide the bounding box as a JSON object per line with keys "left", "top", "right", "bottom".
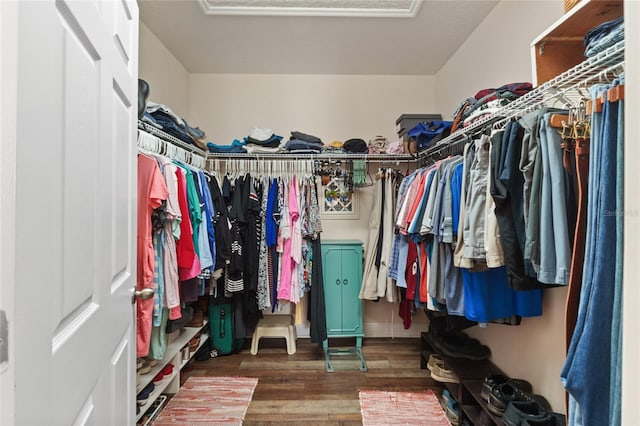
{"left": 181, "top": 337, "right": 445, "bottom": 425}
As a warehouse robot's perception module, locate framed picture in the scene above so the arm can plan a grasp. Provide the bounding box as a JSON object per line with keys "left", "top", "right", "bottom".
{"left": 319, "top": 176, "right": 359, "bottom": 220}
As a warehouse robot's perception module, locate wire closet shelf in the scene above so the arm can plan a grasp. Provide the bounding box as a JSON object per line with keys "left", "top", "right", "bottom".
{"left": 418, "top": 39, "right": 625, "bottom": 160}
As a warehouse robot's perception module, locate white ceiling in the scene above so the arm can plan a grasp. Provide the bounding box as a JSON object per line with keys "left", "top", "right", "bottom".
{"left": 138, "top": 0, "right": 498, "bottom": 75}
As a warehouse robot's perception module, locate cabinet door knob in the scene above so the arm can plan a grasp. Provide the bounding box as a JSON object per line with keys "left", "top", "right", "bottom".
{"left": 343, "top": 279, "right": 348, "bottom": 286}
{"left": 336, "top": 279, "right": 341, "bottom": 285}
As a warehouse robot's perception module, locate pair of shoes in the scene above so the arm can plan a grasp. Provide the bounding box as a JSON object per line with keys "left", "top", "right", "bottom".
{"left": 427, "top": 353, "right": 442, "bottom": 372}
{"left": 488, "top": 383, "right": 551, "bottom": 416}
{"left": 152, "top": 364, "right": 174, "bottom": 383}
{"left": 503, "top": 400, "right": 558, "bottom": 426}
{"left": 481, "top": 374, "right": 532, "bottom": 401}
{"left": 136, "top": 382, "right": 155, "bottom": 406}
{"left": 188, "top": 334, "right": 201, "bottom": 353}
{"left": 438, "top": 330, "right": 491, "bottom": 360}
{"left": 430, "top": 360, "right": 459, "bottom": 384}
{"left": 440, "top": 388, "right": 456, "bottom": 411}
{"left": 445, "top": 399, "right": 459, "bottom": 425}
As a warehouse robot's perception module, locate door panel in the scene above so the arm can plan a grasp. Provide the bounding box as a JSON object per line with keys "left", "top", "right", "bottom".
{"left": 12, "top": 1, "right": 138, "bottom": 424}
{"left": 340, "top": 247, "right": 363, "bottom": 334}
{"left": 322, "top": 246, "right": 344, "bottom": 333}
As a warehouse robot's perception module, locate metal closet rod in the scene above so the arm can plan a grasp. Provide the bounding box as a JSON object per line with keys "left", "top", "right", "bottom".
{"left": 418, "top": 39, "right": 625, "bottom": 160}
{"left": 137, "top": 129, "right": 207, "bottom": 169}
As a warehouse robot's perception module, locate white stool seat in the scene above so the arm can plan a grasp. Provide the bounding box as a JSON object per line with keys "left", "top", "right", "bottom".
{"left": 250, "top": 314, "right": 297, "bottom": 355}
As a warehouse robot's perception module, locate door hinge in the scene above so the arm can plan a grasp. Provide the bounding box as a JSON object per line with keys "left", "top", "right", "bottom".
{"left": 0, "top": 310, "right": 8, "bottom": 367}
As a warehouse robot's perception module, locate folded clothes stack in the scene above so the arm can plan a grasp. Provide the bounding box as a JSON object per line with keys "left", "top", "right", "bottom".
{"left": 368, "top": 136, "right": 389, "bottom": 154}
{"left": 286, "top": 130, "right": 324, "bottom": 153}
{"left": 584, "top": 16, "right": 623, "bottom": 58}
{"left": 207, "top": 139, "right": 247, "bottom": 154}
{"left": 144, "top": 101, "right": 209, "bottom": 150}
{"left": 244, "top": 127, "right": 285, "bottom": 153}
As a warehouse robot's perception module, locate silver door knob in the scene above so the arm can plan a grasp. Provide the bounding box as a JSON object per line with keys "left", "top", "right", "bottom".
{"left": 131, "top": 287, "right": 154, "bottom": 304}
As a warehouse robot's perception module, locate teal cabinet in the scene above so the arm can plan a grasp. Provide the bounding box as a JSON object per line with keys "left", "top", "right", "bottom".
{"left": 321, "top": 240, "right": 367, "bottom": 371}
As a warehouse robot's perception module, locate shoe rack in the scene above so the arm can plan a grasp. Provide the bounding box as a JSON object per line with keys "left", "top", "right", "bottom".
{"left": 135, "top": 320, "right": 210, "bottom": 423}
{"left": 421, "top": 331, "right": 506, "bottom": 425}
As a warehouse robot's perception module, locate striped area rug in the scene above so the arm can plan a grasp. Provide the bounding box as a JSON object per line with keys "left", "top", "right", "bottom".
{"left": 359, "top": 389, "right": 450, "bottom": 425}
{"left": 154, "top": 376, "right": 258, "bottom": 425}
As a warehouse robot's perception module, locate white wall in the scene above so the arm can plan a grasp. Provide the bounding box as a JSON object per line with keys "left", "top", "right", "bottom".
{"left": 435, "top": 0, "right": 566, "bottom": 414}
{"left": 189, "top": 73, "right": 436, "bottom": 146}
{"left": 139, "top": 22, "right": 190, "bottom": 120}
{"left": 436, "top": 1, "right": 564, "bottom": 120}
{"left": 189, "top": 73, "right": 435, "bottom": 337}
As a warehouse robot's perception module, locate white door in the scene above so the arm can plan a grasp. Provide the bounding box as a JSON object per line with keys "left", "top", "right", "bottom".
{"left": 1, "top": 0, "right": 139, "bottom": 424}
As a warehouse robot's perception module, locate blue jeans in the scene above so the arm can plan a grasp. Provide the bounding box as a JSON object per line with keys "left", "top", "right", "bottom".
{"left": 537, "top": 113, "right": 572, "bottom": 285}
{"left": 561, "top": 83, "right": 622, "bottom": 426}
{"left": 609, "top": 75, "right": 625, "bottom": 426}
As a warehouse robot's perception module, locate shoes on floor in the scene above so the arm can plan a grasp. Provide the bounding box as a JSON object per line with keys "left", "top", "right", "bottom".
{"left": 430, "top": 360, "right": 459, "bottom": 384}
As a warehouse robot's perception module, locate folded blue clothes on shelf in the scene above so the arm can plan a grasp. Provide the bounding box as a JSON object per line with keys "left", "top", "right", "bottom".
{"left": 207, "top": 139, "right": 248, "bottom": 153}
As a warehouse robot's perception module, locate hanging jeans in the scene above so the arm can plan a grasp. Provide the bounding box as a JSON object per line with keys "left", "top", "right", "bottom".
{"left": 561, "top": 83, "right": 622, "bottom": 426}
{"left": 537, "top": 113, "right": 572, "bottom": 285}
{"left": 609, "top": 76, "right": 624, "bottom": 426}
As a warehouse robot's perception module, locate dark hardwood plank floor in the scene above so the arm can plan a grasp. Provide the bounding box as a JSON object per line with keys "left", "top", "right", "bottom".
{"left": 181, "top": 337, "right": 445, "bottom": 425}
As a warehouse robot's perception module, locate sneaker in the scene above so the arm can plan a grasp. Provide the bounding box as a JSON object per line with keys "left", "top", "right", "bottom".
{"left": 503, "top": 401, "right": 549, "bottom": 426}
{"left": 522, "top": 416, "right": 559, "bottom": 426}
{"left": 431, "top": 361, "right": 459, "bottom": 384}
{"left": 488, "top": 383, "right": 523, "bottom": 415}
{"left": 481, "top": 374, "right": 533, "bottom": 401}
{"left": 427, "top": 353, "right": 442, "bottom": 372}
{"left": 445, "top": 400, "right": 460, "bottom": 425}
{"left": 488, "top": 383, "right": 541, "bottom": 416}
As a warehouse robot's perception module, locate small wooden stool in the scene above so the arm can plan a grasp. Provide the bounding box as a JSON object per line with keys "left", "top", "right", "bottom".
{"left": 250, "top": 314, "right": 297, "bottom": 355}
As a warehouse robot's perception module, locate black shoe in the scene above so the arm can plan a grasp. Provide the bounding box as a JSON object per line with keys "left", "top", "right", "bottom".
{"left": 488, "top": 383, "right": 534, "bottom": 416}
{"left": 481, "top": 374, "right": 533, "bottom": 401}
{"left": 522, "top": 415, "right": 558, "bottom": 426}
{"left": 439, "top": 331, "right": 491, "bottom": 360}
{"left": 503, "top": 401, "right": 550, "bottom": 426}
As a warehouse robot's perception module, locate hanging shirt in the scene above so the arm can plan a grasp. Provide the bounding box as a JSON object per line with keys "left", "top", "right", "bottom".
{"left": 175, "top": 167, "right": 201, "bottom": 281}
{"left": 289, "top": 177, "right": 302, "bottom": 303}
{"left": 136, "top": 154, "right": 168, "bottom": 358}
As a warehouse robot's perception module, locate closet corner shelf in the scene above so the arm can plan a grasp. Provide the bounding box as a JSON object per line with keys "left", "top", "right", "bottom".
{"left": 420, "top": 38, "right": 624, "bottom": 160}
{"left": 531, "top": 0, "right": 623, "bottom": 85}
